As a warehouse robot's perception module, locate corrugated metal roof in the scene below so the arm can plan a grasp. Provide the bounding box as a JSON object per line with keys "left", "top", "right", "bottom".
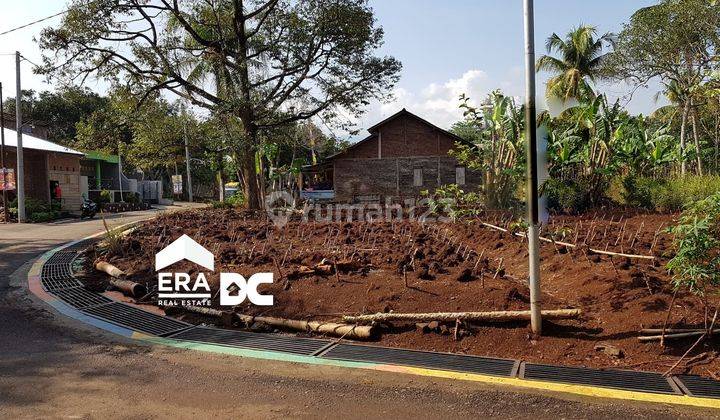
{"left": 1, "top": 127, "right": 84, "bottom": 156}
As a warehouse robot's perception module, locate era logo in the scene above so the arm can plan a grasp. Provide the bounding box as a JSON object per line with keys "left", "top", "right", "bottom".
{"left": 220, "top": 273, "right": 274, "bottom": 306}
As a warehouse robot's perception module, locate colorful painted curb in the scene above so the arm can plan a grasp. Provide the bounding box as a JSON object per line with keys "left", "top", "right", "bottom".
{"left": 26, "top": 232, "right": 720, "bottom": 410}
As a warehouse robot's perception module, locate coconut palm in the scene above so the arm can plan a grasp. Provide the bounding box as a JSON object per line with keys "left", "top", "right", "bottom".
{"left": 536, "top": 25, "right": 615, "bottom": 102}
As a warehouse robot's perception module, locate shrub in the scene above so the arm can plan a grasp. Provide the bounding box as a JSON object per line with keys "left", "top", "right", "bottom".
{"left": 655, "top": 176, "right": 720, "bottom": 212}
{"left": 667, "top": 192, "right": 720, "bottom": 295}
{"left": 98, "top": 189, "right": 112, "bottom": 204}
{"left": 621, "top": 176, "right": 665, "bottom": 209}
{"left": 542, "top": 178, "right": 603, "bottom": 214}
{"left": 211, "top": 200, "right": 233, "bottom": 209}
{"left": 29, "top": 211, "right": 58, "bottom": 223}
{"left": 226, "top": 191, "right": 245, "bottom": 207}
{"left": 124, "top": 192, "right": 140, "bottom": 204}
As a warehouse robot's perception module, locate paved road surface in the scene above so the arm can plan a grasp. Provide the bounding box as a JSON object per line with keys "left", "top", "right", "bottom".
{"left": 0, "top": 207, "right": 716, "bottom": 419}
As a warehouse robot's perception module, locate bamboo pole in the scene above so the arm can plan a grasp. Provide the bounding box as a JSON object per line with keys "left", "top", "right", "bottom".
{"left": 343, "top": 309, "right": 581, "bottom": 324}
{"left": 177, "top": 306, "right": 373, "bottom": 340}
{"left": 479, "top": 221, "right": 655, "bottom": 260}
{"left": 638, "top": 329, "right": 720, "bottom": 342}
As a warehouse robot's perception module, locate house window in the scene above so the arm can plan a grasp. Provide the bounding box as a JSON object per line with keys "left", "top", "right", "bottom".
{"left": 413, "top": 168, "right": 423, "bottom": 187}
{"left": 455, "top": 166, "right": 466, "bottom": 186}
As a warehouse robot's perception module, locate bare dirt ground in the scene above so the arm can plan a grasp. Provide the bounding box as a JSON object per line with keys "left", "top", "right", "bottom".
{"left": 1, "top": 206, "right": 717, "bottom": 418}
{"left": 82, "top": 207, "right": 720, "bottom": 379}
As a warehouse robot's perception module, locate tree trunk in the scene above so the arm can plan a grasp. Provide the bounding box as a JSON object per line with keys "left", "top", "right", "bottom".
{"left": 235, "top": 4, "right": 262, "bottom": 210}
{"left": 691, "top": 110, "right": 704, "bottom": 176}
{"left": 240, "top": 144, "right": 262, "bottom": 209}
{"left": 680, "top": 98, "right": 690, "bottom": 176}
{"left": 217, "top": 171, "right": 225, "bottom": 201}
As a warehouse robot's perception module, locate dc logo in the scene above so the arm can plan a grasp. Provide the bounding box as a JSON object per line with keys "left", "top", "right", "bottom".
{"left": 220, "top": 273, "right": 274, "bottom": 306}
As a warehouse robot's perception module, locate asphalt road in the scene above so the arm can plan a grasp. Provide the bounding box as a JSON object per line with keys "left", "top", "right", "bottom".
{"left": 0, "top": 208, "right": 716, "bottom": 419}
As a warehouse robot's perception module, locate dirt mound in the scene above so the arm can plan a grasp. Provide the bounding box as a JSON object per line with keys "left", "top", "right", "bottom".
{"left": 78, "top": 207, "right": 720, "bottom": 378}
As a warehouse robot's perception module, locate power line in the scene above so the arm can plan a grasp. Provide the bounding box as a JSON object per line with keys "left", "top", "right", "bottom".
{"left": 0, "top": 0, "right": 101, "bottom": 37}
{"left": 0, "top": 10, "right": 67, "bottom": 37}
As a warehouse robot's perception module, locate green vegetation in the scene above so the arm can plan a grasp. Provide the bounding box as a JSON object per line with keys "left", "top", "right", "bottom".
{"left": 9, "top": 198, "right": 60, "bottom": 222}
{"left": 619, "top": 175, "right": 720, "bottom": 212}
{"left": 536, "top": 25, "right": 614, "bottom": 101}
{"left": 38, "top": 0, "right": 401, "bottom": 209}
{"left": 450, "top": 91, "right": 525, "bottom": 209}
{"left": 667, "top": 192, "right": 720, "bottom": 295}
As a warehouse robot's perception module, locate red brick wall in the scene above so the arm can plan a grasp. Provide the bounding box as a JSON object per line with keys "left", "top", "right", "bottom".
{"left": 1, "top": 148, "right": 47, "bottom": 202}
{"left": 341, "top": 135, "right": 379, "bottom": 159}
{"left": 375, "top": 115, "right": 456, "bottom": 157}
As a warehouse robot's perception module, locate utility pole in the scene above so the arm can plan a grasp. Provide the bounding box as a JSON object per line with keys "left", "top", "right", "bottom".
{"left": 117, "top": 150, "right": 124, "bottom": 202}
{"left": 0, "top": 82, "right": 7, "bottom": 223}
{"left": 523, "top": 0, "right": 542, "bottom": 334}
{"left": 15, "top": 51, "right": 25, "bottom": 223}
{"left": 183, "top": 118, "right": 193, "bottom": 203}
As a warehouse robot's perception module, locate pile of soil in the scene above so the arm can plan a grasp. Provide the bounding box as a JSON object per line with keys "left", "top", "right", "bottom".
{"left": 78, "top": 207, "right": 720, "bottom": 378}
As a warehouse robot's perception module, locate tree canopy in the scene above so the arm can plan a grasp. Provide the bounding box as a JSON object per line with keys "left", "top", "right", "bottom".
{"left": 37, "top": 0, "right": 401, "bottom": 208}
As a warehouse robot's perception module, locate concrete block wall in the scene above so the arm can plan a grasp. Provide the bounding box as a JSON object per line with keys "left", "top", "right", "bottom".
{"left": 48, "top": 153, "right": 82, "bottom": 212}
{"left": 334, "top": 156, "right": 481, "bottom": 202}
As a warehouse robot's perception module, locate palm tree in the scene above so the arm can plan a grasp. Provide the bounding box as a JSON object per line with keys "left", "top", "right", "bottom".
{"left": 536, "top": 25, "right": 614, "bottom": 102}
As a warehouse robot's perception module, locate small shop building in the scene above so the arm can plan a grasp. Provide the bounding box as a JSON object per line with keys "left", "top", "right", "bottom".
{"left": 1, "top": 127, "right": 84, "bottom": 212}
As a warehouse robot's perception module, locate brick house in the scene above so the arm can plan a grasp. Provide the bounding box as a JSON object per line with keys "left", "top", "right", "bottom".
{"left": 1, "top": 127, "right": 84, "bottom": 212}
{"left": 302, "top": 109, "right": 481, "bottom": 202}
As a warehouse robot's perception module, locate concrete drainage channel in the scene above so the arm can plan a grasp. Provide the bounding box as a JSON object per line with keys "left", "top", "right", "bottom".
{"left": 26, "top": 237, "right": 720, "bottom": 409}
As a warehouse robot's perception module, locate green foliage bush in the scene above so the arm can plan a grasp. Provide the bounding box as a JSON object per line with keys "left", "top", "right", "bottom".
{"left": 226, "top": 192, "right": 245, "bottom": 207}
{"left": 621, "top": 176, "right": 665, "bottom": 209}
{"left": 123, "top": 192, "right": 140, "bottom": 204}
{"left": 29, "top": 211, "right": 59, "bottom": 223}
{"left": 667, "top": 192, "right": 720, "bottom": 295}
{"left": 616, "top": 175, "right": 720, "bottom": 212}
{"left": 655, "top": 176, "right": 720, "bottom": 212}
{"left": 542, "top": 177, "right": 606, "bottom": 214}
{"left": 98, "top": 189, "right": 112, "bottom": 204}
{"left": 210, "top": 200, "right": 233, "bottom": 209}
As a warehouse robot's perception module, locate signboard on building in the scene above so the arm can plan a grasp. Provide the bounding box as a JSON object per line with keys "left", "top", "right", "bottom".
{"left": 0, "top": 168, "right": 15, "bottom": 191}
{"left": 171, "top": 175, "right": 183, "bottom": 195}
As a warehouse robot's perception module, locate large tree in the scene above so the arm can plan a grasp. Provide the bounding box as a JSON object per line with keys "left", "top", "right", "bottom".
{"left": 536, "top": 25, "right": 614, "bottom": 102}
{"left": 605, "top": 0, "right": 720, "bottom": 176}
{"left": 2, "top": 87, "right": 107, "bottom": 145}
{"left": 37, "top": 0, "right": 401, "bottom": 208}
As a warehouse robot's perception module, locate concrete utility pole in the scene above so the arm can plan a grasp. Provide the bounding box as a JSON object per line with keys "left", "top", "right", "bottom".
{"left": 15, "top": 51, "right": 25, "bottom": 222}
{"left": 0, "top": 82, "right": 7, "bottom": 223}
{"left": 117, "top": 150, "right": 124, "bottom": 202}
{"left": 523, "top": 0, "right": 542, "bottom": 334}
{"left": 184, "top": 119, "right": 193, "bottom": 202}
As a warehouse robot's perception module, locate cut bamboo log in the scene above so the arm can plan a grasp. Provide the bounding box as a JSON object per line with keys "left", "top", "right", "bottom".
{"left": 638, "top": 329, "right": 720, "bottom": 342}
{"left": 478, "top": 220, "right": 655, "bottom": 260}
{"left": 95, "top": 261, "right": 146, "bottom": 297}
{"left": 95, "top": 260, "right": 125, "bottom": 278}
{"left": 110, "top": 278, "right": 147, "bottom": 298}
{"left": 343, "top": 309, "right": 582, "bottom": 324}
{"left": 176, "top": 305, "right": 374, "bottom": 340}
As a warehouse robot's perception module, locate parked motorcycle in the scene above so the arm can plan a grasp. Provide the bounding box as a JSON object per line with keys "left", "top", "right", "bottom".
{"left": 80, "top": 198, "right": 98, "bottom": 220}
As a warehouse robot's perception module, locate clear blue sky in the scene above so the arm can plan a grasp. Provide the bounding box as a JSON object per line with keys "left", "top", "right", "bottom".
{"left": 0, "top": 0, "right": 662, "bottom": 137}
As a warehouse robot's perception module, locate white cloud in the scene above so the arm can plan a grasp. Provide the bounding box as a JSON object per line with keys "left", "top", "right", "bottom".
{"left": 344, "top": 68, "right": 525, "bottom": 140}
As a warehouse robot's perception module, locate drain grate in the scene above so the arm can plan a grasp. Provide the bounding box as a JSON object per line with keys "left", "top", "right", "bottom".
{"left": 41, "top": 263, "right": 74, "bottom": 281}
{"left": 521, "top": 363, "right": 679, "bottom": 395}
{"left": 169, "top": 326, "right": 330, "bottom": 356}
{"left": 61, "top": 239, "right": 96, "bottom": 253}
{"left": 51, "top": 287, "right": 112, "bottom": 309}
{"left": 321, "top": 344, "right": 517, "bottom": 377}
{"left": 674, "top": 375, "right": 720, "bottom": 399}
{"left": 41, "top": 275, "right": 82, "bottom": 292}
{"left": 82, "top": 302, "right": 191, "bottom": 336}
{"left": 45, "top": 251, "right": 77, "bottom": 266}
